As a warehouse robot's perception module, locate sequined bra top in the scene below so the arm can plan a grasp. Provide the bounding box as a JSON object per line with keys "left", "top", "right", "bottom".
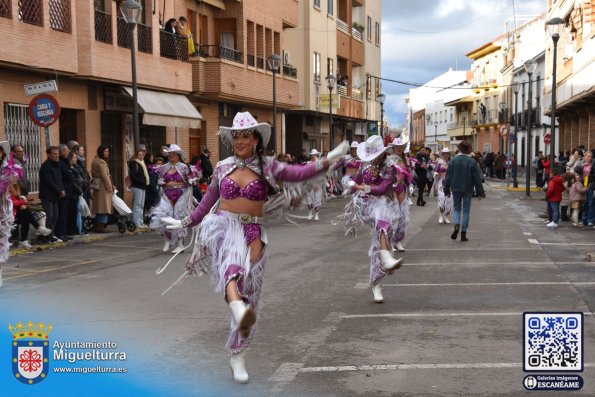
{"left": 220, "top": 177, "right": 267, "bottom": 201}
{"left": 163, "top": 170, "right": 184, "bottom": 184}
{"left": 362, "top": 168, "right": 381, "bottom": 185}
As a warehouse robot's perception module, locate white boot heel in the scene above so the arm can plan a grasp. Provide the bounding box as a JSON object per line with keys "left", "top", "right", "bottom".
{"left": 395, "top": 241, "right": 405, "bottom": 252}
{"left": 372, "top": 284, "right": 383, "bottom": 303}
{"left": 443, "top": 216, "right": 451, "bottom": 224}
{"left": 438, "top": 214, "right": 444, "bottom": 224}
{"left": 230, "top": 351, "right": 249, "bottom": 383}
{"left": 229, "top": 300, "right": 256, "bottom": 338}
{"left": 379, "top": 250, "right": 402, "bottom": 271}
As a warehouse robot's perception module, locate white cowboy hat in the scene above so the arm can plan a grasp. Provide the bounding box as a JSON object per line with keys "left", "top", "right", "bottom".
{"left": 218, "top": 111, "right": 271, "bottom": 147}
{"left": 350, "top": 141, "right": 359, "bottom": 148}
{"left": 309, "top": 149, "right": 320, "bottom": 156}
{"left": 357, "top": 135, "right": 386, "bottom": 162}
{"left": 165, "top": 144, "right": 185, "bottom": 160}
{"left": 390, "top": 137, "right": 405, "bottom": 146}
{"left": 0, "top": 141, "right": 9, "bottom": 156}
{"left": 442, "top": 147, "right": 451, "bottom": 153}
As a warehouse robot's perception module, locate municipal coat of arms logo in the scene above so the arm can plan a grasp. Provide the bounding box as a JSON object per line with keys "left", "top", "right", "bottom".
{"left": 8, "top": 321, "right": 53, "bottom": 385}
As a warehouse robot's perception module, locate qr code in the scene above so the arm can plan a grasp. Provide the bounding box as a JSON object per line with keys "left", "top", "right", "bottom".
{"left": 524, "top": 312, "right": 583, "bottom": 372}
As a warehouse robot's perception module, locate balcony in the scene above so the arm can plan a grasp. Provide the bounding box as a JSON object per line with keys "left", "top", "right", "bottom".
{"left": 247, "top": 53, "right": 255, "bottom": 67}
{"left": 336, "top": 84, "right": 348, "bottom": 97}
{"left": 283, "top": 65, "right": 297, "bottom": 79}
{"left": 137, "top": 23, "right": 152, "bottom": 54}
{"left": 0, "top": 0, "right": 10, "bottom": 18}
{"left": 352, "top": 27, "right": 363, "bottom": 41}
{"left": 337, "top": 19, "right": 349, "bottom": 33}
{"left": 117, "top": 17, "right": 130, "bottom": 49}
{"left": 336, "top": 95, "right": 364, "bottom": 119}
{"left": 352, "top": 88, "right": 363, "bottom": 101}
{"left": 512, "top": 108, "right": 541, "bottom": 129}
{"left": 94, "top": 9, "right": 112, "bottom": 44}
{"left": 160, "top": 30, "right": 188, "bottom": 61}
{"left": 196, "top": 45, "right": 242, "bottom": 64}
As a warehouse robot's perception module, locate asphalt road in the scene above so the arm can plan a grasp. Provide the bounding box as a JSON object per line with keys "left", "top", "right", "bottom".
{"left": 2, "top": 180, "right": 594, "bottom": 396}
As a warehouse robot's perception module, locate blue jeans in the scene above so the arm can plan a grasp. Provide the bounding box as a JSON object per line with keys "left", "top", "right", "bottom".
{"left": 547, "top": 201, "right": 560, "bottom": 224}
{"left": 452, "top": 191, "right": 473, "bottom": 232}
{"left": 582, "top": 190, "right": 595, "bottom": 225}
{"left": 131, "top": 187, "right": 146, "bottom": 226}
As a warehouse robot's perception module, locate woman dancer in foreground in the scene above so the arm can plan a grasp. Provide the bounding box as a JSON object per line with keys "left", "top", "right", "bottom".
{"left": 163, "top": 112, "right": 348, "bottom": 383}
{"left": 0, "top": 141, "right": 22, "bottom": 287}
{"left": 346, "top": 135, "right": 403, "bottom": 303}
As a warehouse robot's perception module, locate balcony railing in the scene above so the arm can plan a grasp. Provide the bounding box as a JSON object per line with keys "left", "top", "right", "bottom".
{"left": 336, "top": 19, "right": 349, "bottom": 33}
{"left": 18, "top": 0, "right": 42, "bottom": 26}
{"left": 195, "top": 45, "right": 242, "bottom": 64}
{"left": 336, "top": 84, "right": 348, "bottom": 97}
{"left": 0, "top": 0, "right": 11, "bottom": 18}
{"left": 256, "top": 56, "right": 264, "bottom": 69}
{"left": 283, "top": 65, "right": 297, "bottom": 79}
{"left": 137, "top": 23, "right": 152, "bottom": 53}
{"left": 160, "top": 30, "right": 188, "bottom": 61}
{"left": 94, "top": 10, "right": 112, "bottom": 44}
{"left": 247, "top": 53, "right": 255, "bottom": 67}
{"left": 49, "top": 0, "right": 70, "bottom": 33}
{"left": 513, "top": 108, "right": 541, "bottom": 128}
{"left": 117, "top": 17, "right": 131, "bottom": 48}
{"left": 352, "top": 27, "right": 363, "bottom": 41}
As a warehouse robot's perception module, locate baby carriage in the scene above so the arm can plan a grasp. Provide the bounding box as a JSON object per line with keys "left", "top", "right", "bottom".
{"left": 83, "top": 193, "right": 137, "bottom": 234}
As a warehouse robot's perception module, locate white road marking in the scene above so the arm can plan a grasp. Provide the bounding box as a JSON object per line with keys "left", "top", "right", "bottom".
{"left": 404, "top": 247, "right": 540, "bottom": 251}
{"left": 339, "top": 312, "right": 595, "bottom": 319}
{"left": 523, "top": 232, "right": 532, "bottom": 235}
{"left": 268, "top": 363, "right": 304, "bottom": 392}
{"left": 379, "top": 282, "right": 595, "bottom": 287}
{"left": 528, "top": 239, "right": 539, "bottom": 244}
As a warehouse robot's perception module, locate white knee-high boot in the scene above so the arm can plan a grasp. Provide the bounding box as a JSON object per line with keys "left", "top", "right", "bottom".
{"left": 379, "top": 250, "right": 402, "bottom": 271}
{"left": 230, "top": 350, "right": 249, "bottom": 383}
{"left": 229, "top": 300, "right": 256, "bottom": 338}
{"left": 371, "top": 284, "right": 383, "bottom": 303}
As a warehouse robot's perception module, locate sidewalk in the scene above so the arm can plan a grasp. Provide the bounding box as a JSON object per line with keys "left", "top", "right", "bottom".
{"left": 9, "top": 227, "right": 154, "bottom": 257}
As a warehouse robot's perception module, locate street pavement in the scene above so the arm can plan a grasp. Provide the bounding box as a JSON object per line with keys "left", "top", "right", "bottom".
{"left": 1, "top": 179, "right": 594, "bottom": 396}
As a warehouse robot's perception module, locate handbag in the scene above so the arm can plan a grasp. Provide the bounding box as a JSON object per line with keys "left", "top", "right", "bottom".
{"left": 91, "top": 178, "right": 101, "bottom": 190}
{"left": 78, "top": 196, "right": 91, "bottom": 218}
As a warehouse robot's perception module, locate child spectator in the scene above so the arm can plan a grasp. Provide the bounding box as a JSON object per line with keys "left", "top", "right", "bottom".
{"left": 569, "top": 172, "right": 588, "bottom": 227}
{"left": 545, "top": 168, "right": 565, "bottom": 228}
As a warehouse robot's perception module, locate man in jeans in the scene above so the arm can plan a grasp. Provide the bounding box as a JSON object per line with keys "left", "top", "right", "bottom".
{"left": 38, "top": 146, "right": 65, "bottom": 243}
{"left": 444, "top": 140, "right": 485, "bottom": 242}
{"left": 128, "top": 145, "right": 149, "bottom": 227}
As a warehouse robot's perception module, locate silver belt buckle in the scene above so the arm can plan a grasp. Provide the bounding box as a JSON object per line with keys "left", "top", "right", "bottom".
{"left": 239, "top": 213, "right": 252, "bottom": 224}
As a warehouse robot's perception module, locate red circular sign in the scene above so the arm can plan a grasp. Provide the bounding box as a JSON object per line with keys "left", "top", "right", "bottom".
{"left": 28, "top": 94, "right": 60, "bottom": 127}
{"left": 544, "top": 133, "right": 551, "bottom": 144}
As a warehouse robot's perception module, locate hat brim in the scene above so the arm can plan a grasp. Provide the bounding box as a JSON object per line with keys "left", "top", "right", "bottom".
{"left": 357, "top": 144, "right": 387, "bottom": 162}
{"left": 218, "top": 123, "right": 271, "bottom": 147}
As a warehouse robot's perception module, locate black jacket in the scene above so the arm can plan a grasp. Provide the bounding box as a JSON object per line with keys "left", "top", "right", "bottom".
{"left": 39, "top": 159, "right": 64, "bottom": 202}
{"left": 199, "top": 153, "right": 213, "bottom": 180}
{"left": 128, "top": 160, "right": 148, "bottom": 190}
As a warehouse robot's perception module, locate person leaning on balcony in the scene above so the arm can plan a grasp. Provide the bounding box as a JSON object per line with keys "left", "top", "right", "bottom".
{"left": 91, "top": 145, "right": 114, "bottom": 233}
{"left": 177, "top": 16, "right": 197, "bottom": 56}
{"left": 164, "top": 18, "right": 177, "bottom": 34}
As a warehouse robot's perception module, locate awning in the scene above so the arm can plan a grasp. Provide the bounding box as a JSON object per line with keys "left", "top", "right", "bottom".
{"left": 201, "top": 0, "right": 226, "bottom": 11}
{"left": 444, "top": 95, "right": 476, "bottom": 106}
{"left": 122, "top": 87, "right": 203, "bottom": 129}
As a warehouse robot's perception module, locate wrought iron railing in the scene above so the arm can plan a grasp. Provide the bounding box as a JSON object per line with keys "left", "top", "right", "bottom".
{"left": 283, "top": 65, "right": 297, "bottom": 79}
{"left": 196, "top": 45, "right": 242, "bottom": 64}
{"left": 117, "top": 17, "right": 131, "bottom": 49}
{"left": 18, "top": 0, "right": 42, "bottom": 26}
{"left": 0, "top": 0, "right": 11, "bottom": 18}
{"left": 137, "top": 23, "right": 152, "bottom": 53}
{"left": 247, "top": 54, "right": 255, "bottom": 67}
{"left": 256, "top": 56, "right": 264, "bottom": 69}
{"left": 160, "top": 30, "right": 188, "bottom": 61}
{"left": 94, "top": 10, "right": 112, "bottom": 44}
{"left": 49, "top": 0, "right": 70, "bottom": 33}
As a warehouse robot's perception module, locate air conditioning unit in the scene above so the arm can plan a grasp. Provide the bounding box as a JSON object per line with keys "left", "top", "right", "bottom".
{"left": 283, "top": 50, "right": 291, "bottom": 65}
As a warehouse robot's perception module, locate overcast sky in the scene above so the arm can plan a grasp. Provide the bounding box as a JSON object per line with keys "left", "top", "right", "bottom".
{"left": 380, "top": 0, "right": 547, "bottom": 127}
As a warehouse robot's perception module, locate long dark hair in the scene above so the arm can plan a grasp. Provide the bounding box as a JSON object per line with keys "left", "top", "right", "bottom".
{"left": 253, "top": 131, "right": 278, "bottom": 195}
{"left": 97, "top": 145, "right": 108, "bottom": 160}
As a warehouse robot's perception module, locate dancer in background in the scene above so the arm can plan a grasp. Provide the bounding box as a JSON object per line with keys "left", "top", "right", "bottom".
{"left": 435, "top": 148, "right": 453, "bottom": 224}
{"left": 306, "top": 149, "right": 324, "bottom": 220}
{"left": 387, "top": 137, "right": 413, "bottom": 253}
{"left": 162, "top": 112, "right": 348, "bottom": 384}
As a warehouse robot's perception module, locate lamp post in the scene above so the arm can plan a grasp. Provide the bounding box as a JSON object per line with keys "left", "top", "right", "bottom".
{"left": 326, "top": 74, "right": 336, "bottom": 149}
{"left": 377, "top": 93, "right": 386, "bottom": 139}
{"left": 524, "top": 59, "right": 537, "bottom": 197}
{"left": 434, "top": 121, "right": 438, "bottom": 152}
{"left": 462, "top": 111, "right": 467, "bottom": 140}
{"left": 499, "top": 102, "right": 507, "bottom": 154}
{"left": 120, "top": 0, "right": 143, "bottom": 151}
{"left": 513, "top": 81, "right": 520, "bottom": 188}
{"left": 546, "top": 17, "right": 564, "bottom": 174}
{"left": 267, "top": 54, "right": 281, "bottom": 152}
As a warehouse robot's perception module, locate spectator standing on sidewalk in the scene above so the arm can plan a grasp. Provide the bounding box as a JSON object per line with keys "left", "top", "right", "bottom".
{"left": 11, "top": 144, "right": 29, "bottom": 196}
{"left": 545, "top": 168, "right": 565, "bottom": 228}
{"left": 128, "top": 145, "right": 149, "bottom": 228}
{"left": 55, "top": 144, "right": 74, "bottom": 241}
{"left": 38, "top": 146, "right": 64, "bottom": 243}
{"left": 91, "top": 145, "right": 114, "bottom": 233}
{"left": 444, "top": 140, "right": 485, "bottom": 242}
{"left": 580, "top": 150, "right": 594, "bottom": 225}
{"left": 569, "top": 173, "right": 588, "bottom": 226}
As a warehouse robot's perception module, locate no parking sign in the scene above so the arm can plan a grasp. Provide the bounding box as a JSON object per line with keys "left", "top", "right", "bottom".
{"left": 28, "top": 94, "right": 60, "bottom": 127}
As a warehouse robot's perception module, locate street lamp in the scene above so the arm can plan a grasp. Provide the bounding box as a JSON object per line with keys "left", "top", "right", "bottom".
{"left": 377, "top": 93, "right": 386, "bottom": 139}
{"left": 499, "top": 102, "right": 506, "bottom": 153}
{"left": 120, "top": 0, "right": 143, "bottom": 151}
{"left": 524, "top": 59, "right": 537, "bottom": 197}
{"left": 267, "top": 54, "right": 281, "bottom": 152}
{"left": 462, "top": 111, "right": 467, "bottom": 139}
{"left": 546, "top": 17, "right": 565, "bottom": 173}
{"left": 326, "top": 74, "right": 336, "bottom": 149}
{"left": 434, "top": 121, "right": 438, "bottom": 152}
{"left": 513, "top": 81, "right": 520, "bottom": 188}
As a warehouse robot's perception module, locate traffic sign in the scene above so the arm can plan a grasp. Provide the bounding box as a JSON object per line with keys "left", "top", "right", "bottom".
{"left": 499, "top": 124, "right": 509, "bottom": 137}
{"left": 28, "top": 94, "right": 61, "bottom": 127}
{"left": 24, "top": 80, "right": 58, "bottom": 96}
{"left": 544, "top": 133, "right": 551, "bottom": 144}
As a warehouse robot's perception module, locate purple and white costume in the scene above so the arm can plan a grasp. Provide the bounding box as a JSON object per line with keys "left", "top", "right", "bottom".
{"left": 150, "top": 162, "right": 197, "bottom": 245}
{"left": 182, "top": 155, "right": 323, "bottom": 353}
{"left": 0, "top": 157, "right": 23, "bottom": 286}
{"left": 332, "top": 154, "right": 362, "bottom": 190}
{"left": 350, "top": 162, "right": 399, "bottom": 286}
{"left": 434, "top": 159, "right": 453, "bottom": 216}
{"left": 390, "top": 159, "right": 414, "bottom": 246}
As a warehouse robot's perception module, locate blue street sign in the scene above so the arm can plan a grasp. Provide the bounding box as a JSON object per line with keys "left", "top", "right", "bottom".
{"left": 28, "top": 94, "right": 60, "bottom": 127}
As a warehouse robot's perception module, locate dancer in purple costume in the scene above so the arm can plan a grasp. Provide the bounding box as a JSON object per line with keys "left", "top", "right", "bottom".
{"left": 435, "top": 148, "right": 453, "bottom": 224}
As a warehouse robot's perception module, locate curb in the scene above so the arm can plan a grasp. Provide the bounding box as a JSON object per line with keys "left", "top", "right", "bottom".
{"left": 9, "top": 228, "right": 155, "bottom": 257}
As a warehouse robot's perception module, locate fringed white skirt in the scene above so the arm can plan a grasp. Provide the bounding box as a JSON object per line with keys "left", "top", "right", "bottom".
{"left": 150, "top": 187, "right": 193, "bottom": 244}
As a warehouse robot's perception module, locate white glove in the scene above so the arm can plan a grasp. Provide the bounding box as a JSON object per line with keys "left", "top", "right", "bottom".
{"left": 342, "top": 180, "right": 356, "bottom": 196}
{"left": 158, "top": 178, "right": 165, "bottom": 186}
{"left": 162, "top": 216, "right": 183, "bottom": 229}
{"left": 326, "top": 141, "right": 350, "bottom": 165}
{"left": 188, "top": 178, "right": 198, "bottom": 185}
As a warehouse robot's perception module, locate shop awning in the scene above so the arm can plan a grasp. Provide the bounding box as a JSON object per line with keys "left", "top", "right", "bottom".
{"left": 122, "top": 87, "right": 203, "bottom": 129}
{"left": 201, "top": 0, "right": 226, "bottom": 11}
{"left": 444, "top": 95, "right": 476, "bottom": 106}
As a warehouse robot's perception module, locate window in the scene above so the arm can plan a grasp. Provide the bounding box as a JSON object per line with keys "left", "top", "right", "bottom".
{"left": 313, "top": 52, "right": 321, "bottom": 82}
{"left": 328, "top": 0, "right": 333, "bottom": 16}
{"left": 313, "top": 0, "right": 320, "bottom": 8}
{"left": 375, "top": 21, "right": 380, "bottom": 45}
{"left": 367, "top": 16, "right": 372, "bottom": 41}
{"left": 327, "top": 57, "right": 333, "bottom": 78}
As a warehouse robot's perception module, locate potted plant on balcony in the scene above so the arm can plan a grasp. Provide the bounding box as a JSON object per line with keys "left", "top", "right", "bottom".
{"left": 352, "top": 22, "right": 365, "bottom": 33}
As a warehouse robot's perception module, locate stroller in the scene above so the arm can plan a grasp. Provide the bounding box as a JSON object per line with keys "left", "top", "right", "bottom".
{"left": 84, "top": 193, "right": 137, "bottom": 234}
